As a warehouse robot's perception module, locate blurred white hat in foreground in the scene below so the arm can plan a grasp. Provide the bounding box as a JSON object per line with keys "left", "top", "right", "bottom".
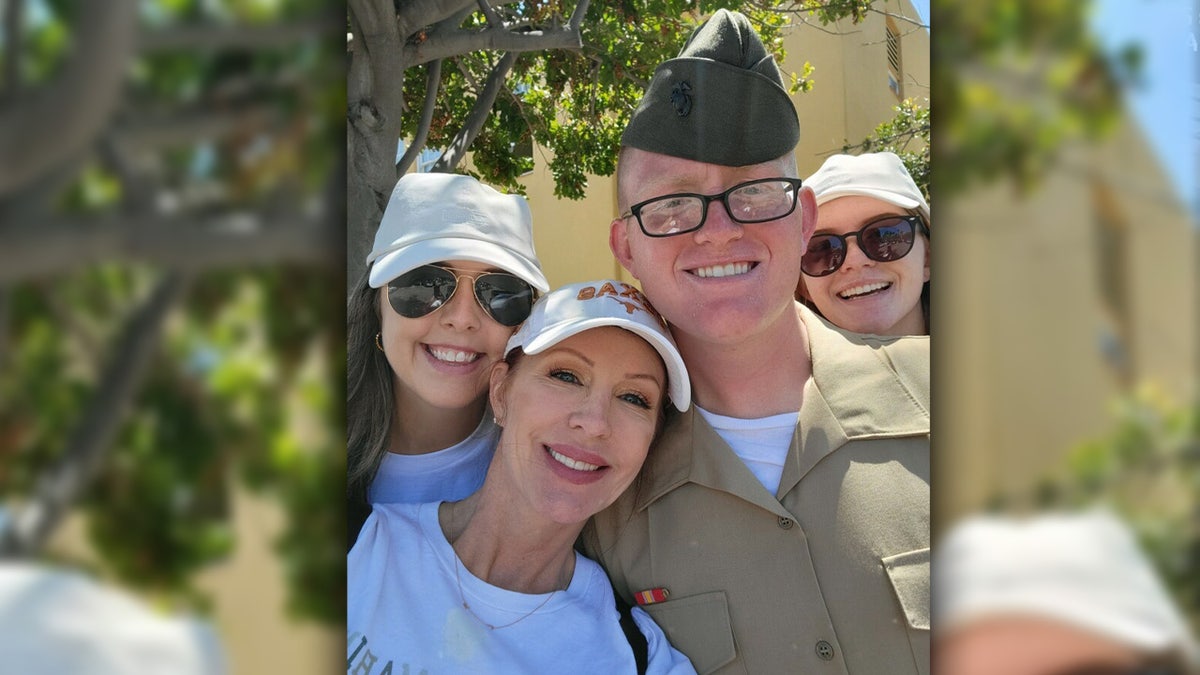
{"left": 0, "top": 562, "right": 226, "bottom": 674}
{"left": 936, "top": 508, "right": 1199, "bottom": 671}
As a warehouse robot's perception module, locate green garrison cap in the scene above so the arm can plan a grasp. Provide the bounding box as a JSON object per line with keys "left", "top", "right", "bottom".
{"left": 622, "top": 9, "right": 799, "bottom": 166}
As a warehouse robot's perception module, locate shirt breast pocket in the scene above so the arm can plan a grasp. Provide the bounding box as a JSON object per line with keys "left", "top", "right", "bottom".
{"left": 641, "top": 590, "right": 742, "bottom": 675}
{"left": 883, "top": 547, "right": 930, "bottom": 675}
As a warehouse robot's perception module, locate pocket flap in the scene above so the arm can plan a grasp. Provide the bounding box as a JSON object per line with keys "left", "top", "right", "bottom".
{"left": 641, "top": 590, "right": 737, "bottom": 674}
{"left": 883, "top": 547, "right": 930, "bottom": 630}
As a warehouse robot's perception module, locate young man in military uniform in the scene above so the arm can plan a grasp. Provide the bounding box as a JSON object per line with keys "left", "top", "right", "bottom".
{"left": 584, "top": 10, "right": 930, "bottom": 674}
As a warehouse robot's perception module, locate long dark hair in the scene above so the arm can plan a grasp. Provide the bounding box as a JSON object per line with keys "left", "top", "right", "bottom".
{"left": 346, "top": 268, "right": 393, "bottom": 541}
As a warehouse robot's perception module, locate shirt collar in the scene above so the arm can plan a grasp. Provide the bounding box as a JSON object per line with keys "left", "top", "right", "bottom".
{"left": 634, "top": 304, "right": 929, "bottom": 512}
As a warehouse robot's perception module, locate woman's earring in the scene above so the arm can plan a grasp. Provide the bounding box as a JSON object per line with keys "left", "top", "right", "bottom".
{"left": 375, "top": 332, "right": 385, "bottom": 353}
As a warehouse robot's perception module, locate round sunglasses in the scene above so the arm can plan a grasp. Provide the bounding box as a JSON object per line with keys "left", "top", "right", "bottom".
{"left": 386, "top": 264, "right": 535, "bottom": 327}
{"left": 801, "top": 214, "right": 929, "bottom": 277}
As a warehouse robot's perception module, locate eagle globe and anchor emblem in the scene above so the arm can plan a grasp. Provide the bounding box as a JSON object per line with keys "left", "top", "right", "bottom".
{"left": 670, "top": 81, "right": 692, "bottom": 117}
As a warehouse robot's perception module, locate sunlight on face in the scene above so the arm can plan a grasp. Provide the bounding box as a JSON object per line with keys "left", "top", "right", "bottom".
{"left": 799, "top": 196, "right": 928, "bottom": 336}
{"left": 379, "top": 260, "right": 516, "bottom": 413}
{"left": 489, "top": 327, "right": 666, "bottom": 525}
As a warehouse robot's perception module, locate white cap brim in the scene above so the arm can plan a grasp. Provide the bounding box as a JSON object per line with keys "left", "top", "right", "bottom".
{"left": 815, "top": 186, "right": 930, "bottom": 223}
{"left": 513, "top": 316, "right": 690, "bottom": 412}
{"left": 368, "top": 236, "right": 550, "bottom": 292}
{"left": 503, "top": 281, "right": 690, "bottom": 412}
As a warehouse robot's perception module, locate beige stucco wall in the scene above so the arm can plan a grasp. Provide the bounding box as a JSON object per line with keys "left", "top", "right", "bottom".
{"left": 194, "top": 489, "right": 343, "bottom": 675}
{"left": 937, "top": 117, "right": 1198, "bottom": 525}
{"left": 517, "top": 149, "right": 626, "bottom": 288}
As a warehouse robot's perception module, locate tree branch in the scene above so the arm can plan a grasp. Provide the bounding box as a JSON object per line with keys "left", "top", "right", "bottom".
{"left": 404, "top": 25, "right": 582, "bottom": 66}
{"left": 1, "top": 272, "right": 188, "bottom": 557}
{"left": 567, "top": 0, "right": 591, "bottom": 30}
{"left": 428, "top": 5, "right": 478, "bottom": 46}
{"left": 112, "top": 105, "right": 283, "bottom": 153}
{"left": 0, "top": 211, "right": 338, "bottom": 284}
{"left": 397, "top": 59, "right": 443, "bottom": 175}
{"left": 868, "top": 6, "right": 928, "bottom": 30}
{"left": 475, "top": 0, "right": 504, "bottom": 27}
{"left": 39, "top": 281, "right": 105, "bottom": 369}
{"left": 833, "top": 123, "right": 931, "bottom": 157}
{"left": 398, "top": 0, "right": 475, "bottom": 39}
{"left": 137, "top": 14, "right": 341, "bottom": 54}
{"left": 432, "top": 51, "right": 518, "bottom": 172}
{"left": 2, "top": 0, "right": 23, "bottom": 100}
{"left": 0, "top": 285, "right": 9, "bottom": 374}
{"left": 0, "top": 0, "right": 139, "bottom": 197}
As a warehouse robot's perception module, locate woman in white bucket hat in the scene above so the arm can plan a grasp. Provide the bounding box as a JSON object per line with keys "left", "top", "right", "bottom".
{"left": 349, "top": 280, "right": 695, "bottom": 673}
{"left": 347, "top": 173, "right": 549, "bottom": 548}
{"left": 797, "top": 152, "right": 930, "bottom": 336}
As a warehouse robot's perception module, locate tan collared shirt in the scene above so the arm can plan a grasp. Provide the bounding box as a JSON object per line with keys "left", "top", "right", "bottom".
{"left": 584, "top": 306, "right": 930, "bottom": 674}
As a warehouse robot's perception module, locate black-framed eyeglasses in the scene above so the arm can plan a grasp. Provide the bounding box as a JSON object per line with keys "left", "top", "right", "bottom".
{"left": 620, "top": 177, "right": 804, "bottom": 238}
{"left": 387, "top": 264, "right": 536, "bottom": 327}
{"left": 801, "top": 214, "right": 929, "bottom": 277}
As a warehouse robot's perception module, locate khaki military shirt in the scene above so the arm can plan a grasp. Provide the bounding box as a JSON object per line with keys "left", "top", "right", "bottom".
{"left": 584, "top": 306, "right": 930, "bottom": 675}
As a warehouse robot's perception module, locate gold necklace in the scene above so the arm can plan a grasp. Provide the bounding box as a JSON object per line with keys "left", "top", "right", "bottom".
{"left": 453, "top": 554, "right": 559, "bottom": 630}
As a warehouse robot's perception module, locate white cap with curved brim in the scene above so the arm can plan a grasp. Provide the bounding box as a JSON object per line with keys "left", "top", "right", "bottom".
{"left": 805, "top": 152, "right": 930, "bottom": 224}
{"left": 505, "top": 280, "right": 690, "bottom": 412}
{"left": 366, "top": 173, "right": 549, "bottom": 293}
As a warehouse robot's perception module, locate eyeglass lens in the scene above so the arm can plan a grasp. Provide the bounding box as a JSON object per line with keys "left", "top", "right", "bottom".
{"left": 387, "top": 265, "right": 534, "bottom": 326}
{"left": 635, "top": 179, "right": 800, "bottom": 237}
{"left": 801, "top": 216, "right": 921, "bottom": 277}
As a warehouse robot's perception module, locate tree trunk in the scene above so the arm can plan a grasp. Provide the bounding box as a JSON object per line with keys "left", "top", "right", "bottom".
{"left": 346, "top": 0, "right": 412, "bottom": 289}
{"left": 0, "top": 0, "right": 138, "bottom": 197}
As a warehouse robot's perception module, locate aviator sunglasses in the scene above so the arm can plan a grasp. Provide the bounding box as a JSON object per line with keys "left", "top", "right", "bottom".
{"left": 387, "top": 264, "right": 535, "bottom": 327}
{"left": 801, "top": 214, "right": 929, "bottom": 277}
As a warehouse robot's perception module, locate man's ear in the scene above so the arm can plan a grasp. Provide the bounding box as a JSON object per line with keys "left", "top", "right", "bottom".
{"left": 610, "top": 218, "right": 640, "bottom": 280}
{"left": 489, "top": 360, "right": 512, "bottom": 424}
{"left": 797, "top": 186, "right": 818, "bottom": 255}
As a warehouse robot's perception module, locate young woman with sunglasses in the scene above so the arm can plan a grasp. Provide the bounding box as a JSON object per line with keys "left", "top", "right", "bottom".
{"left": 347, "top": 173, "right": 549, "bottom": 548}
{"left": 796, "top": 152, "right": 930, "bottom": 336}
{"left": 349, "top": 280, "right": 696, "bottom": 673}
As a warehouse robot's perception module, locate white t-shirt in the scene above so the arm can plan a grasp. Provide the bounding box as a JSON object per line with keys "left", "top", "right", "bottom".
{"left": 347, "top": 502, "right": 696, "bottom": 674}
{"left": 696, "top": 405, "right": 798, "bottom": 495}
{"left": 367, "top": 416, "right": 499, "bottom": 505}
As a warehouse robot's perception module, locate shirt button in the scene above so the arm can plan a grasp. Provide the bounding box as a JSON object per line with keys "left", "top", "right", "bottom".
{"left": 777, "top": 516, "right": 794, "bottom": 530}
{"left": 815, "top": 640, "right": 834, "bottom": 661}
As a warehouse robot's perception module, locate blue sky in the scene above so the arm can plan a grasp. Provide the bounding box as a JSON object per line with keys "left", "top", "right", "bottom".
{"left": 909, "top": 0, "right": 930, "bottom": 28}
{"left": 910, "top": 0, "right": 1195, "bottom": 215}
{"left": 1091, "top": 0, "right": 1197, "bottom": 216}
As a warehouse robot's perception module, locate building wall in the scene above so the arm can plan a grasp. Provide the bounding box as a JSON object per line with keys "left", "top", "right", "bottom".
{"left": 937, "top": 117, "right": 1198, "bottom": 524}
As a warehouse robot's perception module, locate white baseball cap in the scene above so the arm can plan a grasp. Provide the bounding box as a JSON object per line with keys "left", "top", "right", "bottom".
{"left": 366, "top": 173, "right": 550, "bottom": 292}
{"left": 936, "top": 509, "right": 1200, "bottom": 669}
{"left": 805, "top": 152, "right": 930, "bottom": 224}
{"left": 505, "top": 280, "right": 690, "bottom": 411}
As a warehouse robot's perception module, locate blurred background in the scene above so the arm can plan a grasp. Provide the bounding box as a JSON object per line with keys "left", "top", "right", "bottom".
{"left": 1, "top": 0, "right": 1196, "bottom": 672}
{"left": 0, "top": 0, "right": 343, "bottom": 672}
{"left": 933, "top": 0, "right": 1199, "bottom": 630}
